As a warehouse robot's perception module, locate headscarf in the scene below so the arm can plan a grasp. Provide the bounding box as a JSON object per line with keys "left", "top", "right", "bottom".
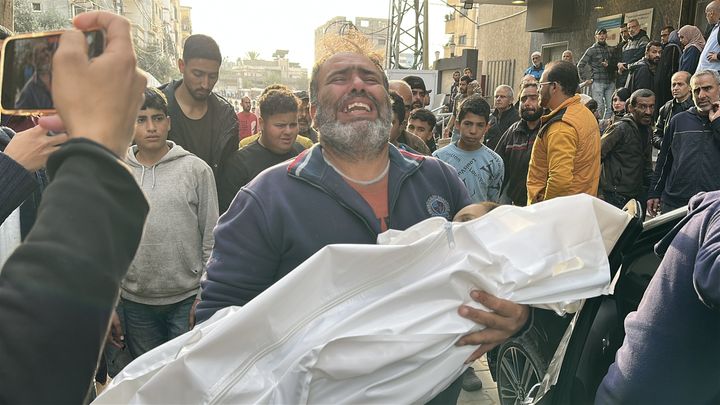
{"left": 679, "top": 25, "right": 706, "bottom": 53}
{"left": 668, "top": 30, "right": 681, "bottom": 47}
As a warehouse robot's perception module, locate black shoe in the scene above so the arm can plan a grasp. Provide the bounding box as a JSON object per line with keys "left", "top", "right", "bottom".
{"left": 461, "top": 367, "right": 483, "bottom": 392}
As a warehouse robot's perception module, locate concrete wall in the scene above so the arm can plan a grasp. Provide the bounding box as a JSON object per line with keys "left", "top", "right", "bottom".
{"left": 475, "top": 5, "right": 531, "bottom": 92}
{"left": 529, "top": 0, "right": 683, "bottom": 70}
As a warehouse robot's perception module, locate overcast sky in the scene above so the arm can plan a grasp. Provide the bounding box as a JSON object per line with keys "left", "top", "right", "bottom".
{"left": 180, "top": 0, "right": 451, "bottom": 70}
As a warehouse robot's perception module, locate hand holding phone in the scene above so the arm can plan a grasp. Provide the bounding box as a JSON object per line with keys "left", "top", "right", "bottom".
{"left": 0, "top": 29, "right": 104, "bottom": 115}
{"left": 49, "top": 11, "right": 147, "bottom": 157}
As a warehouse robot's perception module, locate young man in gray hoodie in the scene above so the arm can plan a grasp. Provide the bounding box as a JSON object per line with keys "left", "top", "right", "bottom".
{"left": 106, "top": 87, "right": 218, "bottom": 362}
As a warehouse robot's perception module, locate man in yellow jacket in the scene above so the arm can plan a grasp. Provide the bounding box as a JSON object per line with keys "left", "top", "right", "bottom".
{"left": 527, "top": 61, "right": 601, "bottom": 204}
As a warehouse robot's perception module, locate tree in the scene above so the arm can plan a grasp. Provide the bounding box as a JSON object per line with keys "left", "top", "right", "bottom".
{"left": 14, "top": 0, "right": 69, "bottom": 33}
{"left": 245, "top": 51, "right": 260, "bottom": 61}
{"left": 136, "top": 44, "right": 176, "bottom": 84}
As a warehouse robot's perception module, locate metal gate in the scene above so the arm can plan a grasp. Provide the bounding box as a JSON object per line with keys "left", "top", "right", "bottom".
{"left": 485, "top": 59, "right": 516, "bottom": 99}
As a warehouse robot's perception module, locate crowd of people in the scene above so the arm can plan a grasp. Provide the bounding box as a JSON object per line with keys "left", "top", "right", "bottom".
{"left": 0, "top": 3, "right": 719, "bottom": 402}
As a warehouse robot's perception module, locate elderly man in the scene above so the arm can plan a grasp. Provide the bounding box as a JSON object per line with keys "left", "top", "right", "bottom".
{"left": 617, "top": 19, "right": 650, "bottom": 88}
{"left": 648, "top": 69, "right": 720, "bottom": 216}
{"left": 485, "top": 85, "right": 520, "bottom": 150}
{"left": 525, "top": 51, "right": 545, "bottom": 80}
{"left": 197, "top": 36, "right": 529, "bottom": 403}
{"left": 562, "top": 50, "right": 574, "bottom": 63}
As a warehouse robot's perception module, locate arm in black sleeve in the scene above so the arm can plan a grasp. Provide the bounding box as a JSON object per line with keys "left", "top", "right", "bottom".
{"left": 649, "top": 116, "right": 676, "bottom": 199}
{"left": 218, "top": 151, "right": 250, "bottom": 213}
{"left": 0, "top": 153, "right": 37, "bottom": 223}
{"left": 653, "top": 104, "right": 668, "bottom": 150}
{"left": 0, "top": 139, "right": 148, "bottom": 404}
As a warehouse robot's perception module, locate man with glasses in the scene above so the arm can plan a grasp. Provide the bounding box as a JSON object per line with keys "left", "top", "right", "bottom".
{"left": 527, "top": 61, "right": 601, "bottom": 205}
{"left": 617, "top": 19, "right": 650, "bottom": 88}
{"left": 598, "top": 89, "right": 655, "bottom": 209}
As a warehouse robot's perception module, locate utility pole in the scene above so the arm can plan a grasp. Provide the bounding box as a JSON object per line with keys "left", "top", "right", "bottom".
{"left": 386, "top": 0, "right": 428, "bottom": 69}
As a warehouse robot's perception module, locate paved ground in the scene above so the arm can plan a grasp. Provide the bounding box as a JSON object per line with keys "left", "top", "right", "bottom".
{"left": 457, "top": 355, "right": 500, "bottom": 405}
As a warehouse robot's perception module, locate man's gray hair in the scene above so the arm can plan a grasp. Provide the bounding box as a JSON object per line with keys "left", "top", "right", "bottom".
{"left": 495, "top": 84, "right": 514, "bottom": 101}
{"left": 691, "top": 69, "right": 720, "bottom": 88}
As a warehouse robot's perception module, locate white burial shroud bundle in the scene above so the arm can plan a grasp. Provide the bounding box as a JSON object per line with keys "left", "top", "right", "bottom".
{"left": 95, "top": 194, "right": 631, "bottom": 404}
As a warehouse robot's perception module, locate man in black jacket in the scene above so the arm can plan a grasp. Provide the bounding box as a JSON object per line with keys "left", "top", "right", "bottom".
{"left": 648, "top": 69, "right": 720, "bottom": 216}
{"left": 0, "top": 11, "right": 149, "bottom": 403}
{"left": 494, "top": 83, "right": 542, "bottom": 206}
{"left": 627, "top": 41, "right": 662, "bottom": 94}
{"left": 617, "top": 19, "right": 650, "bottom": 87}
{"left": 600, "top": 89, "right": 655, "bottom": 209}
{"left": 653, "top": 71, "right": 693, "bottom": 149}
{"left": 160, "top": 34, "right": 238, "bottom": 190}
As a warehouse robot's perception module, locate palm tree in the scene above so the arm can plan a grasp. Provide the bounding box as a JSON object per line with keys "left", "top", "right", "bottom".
{"left": 245, "top": 51, "right": 260, "bottom": 61}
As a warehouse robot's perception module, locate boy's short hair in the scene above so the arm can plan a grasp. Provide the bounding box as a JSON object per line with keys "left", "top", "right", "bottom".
{"left": 141, "top": 87, "right": 169, "bottom": 115}
{"left": 257, "top": 85, "right": 299, "bottom": 120}
{"left": 409, "top": 108, "right": 436, "bottom": 128}
{"left": 182, "top": 34, "right": 222, "bottom": 63}
{"left": 457, "top": 94, "right": 491, "bottom": 123}
{"left": 389, "top": 91, "right": 406, "bottom": 122}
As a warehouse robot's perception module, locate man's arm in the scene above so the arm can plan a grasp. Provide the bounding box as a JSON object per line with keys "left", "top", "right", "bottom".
{"left": 0, "top": 126, "right": 69, "bottom": 222}
{"left": 600, "top": 122, "right": 623, "bottom": 161}
{"left": 633, "top": 66, "right": 653, "bottom": 93}
{"left": 0, "top": 153, "right": 36, "bottom": 223}
{"left": 648, "top": 116, "right": 676, "bottom": 199}
{"left": 653, "top": 104, "right": 669, "bottom": 149}
{"left": 197, "top": 188, "right": 281, "bottom": 323}
{"left": 543, "top": 124, "right": 578, "bottom": 200}
{"left": 0, "top": 140, "right": 148, "bottom": 403}
{"left": 196, "top": 162, "right": 219, "bottom": 267}
{"left": 217, "top": 152, "right": 250, "bottom": 213}
{"left": 576, "top": 48, "right": 592, "bottom": 80}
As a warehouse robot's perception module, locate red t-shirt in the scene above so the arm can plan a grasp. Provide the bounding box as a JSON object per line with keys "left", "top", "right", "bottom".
{"left": 237, "top": 111, "right": 258, "bottom": 140}
{"left": 347, "top": 176, "right": 389, "bottom": 232}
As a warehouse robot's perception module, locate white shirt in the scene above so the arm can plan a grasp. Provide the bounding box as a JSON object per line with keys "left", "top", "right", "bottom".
{"left": 698, "top": 23, "right": 720, "bottom": 71}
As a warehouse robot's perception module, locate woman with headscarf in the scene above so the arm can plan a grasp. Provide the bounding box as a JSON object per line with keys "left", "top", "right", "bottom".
{"left": 654, "top": 30, "right": 682, "bottom": 109}
{"left": 599, "top": 87, "right": 631, "bottom": 134}
{"left": 678, "top": 25, "right": 705, "bottom": 74}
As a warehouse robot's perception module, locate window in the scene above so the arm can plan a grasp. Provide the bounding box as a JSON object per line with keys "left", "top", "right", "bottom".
{"left": 458, "top": 35, "right": 467, "bottom": 45}
{"left": 32, "top": 2, "right": 41, "bottom": 12}
{"left": 360, "top": 19, "right": 369, "bottom": 28}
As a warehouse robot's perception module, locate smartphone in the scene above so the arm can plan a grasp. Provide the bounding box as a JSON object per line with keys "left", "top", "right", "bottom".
{"left": 0, "top": 30, "right": 105, "bottom": 115}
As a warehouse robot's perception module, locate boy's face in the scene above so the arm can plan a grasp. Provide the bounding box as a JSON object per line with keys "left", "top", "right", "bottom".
{"left": 259, "top": 111, "right": 299, "bottom": 154}
{"left": 134, "top": 107, "right": 170, "bottom": 150}
{"left": 457, "top": 112, "right": 488, "bottom": 151}
{"left": 453, "top": 204, "right": 490, "bottom": 222}
{"left": 407, "top": 118, "right": 433, "bottom": 141}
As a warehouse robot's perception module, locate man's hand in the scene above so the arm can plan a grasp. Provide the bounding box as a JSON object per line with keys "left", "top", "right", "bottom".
{"left": 710, "top": 101, "right": 720, "bottom": 123}
{"left": 188, "top": 298, "right": 200, "bottom": 330}
{"left": 647, "top": 198, "right": 661, "bottom": 218}
{"left": 617, "top": 62, "right": 626, "bottom": 73}
{"left": 708, "top": 52, "right": 718, "bottom": 62}
{"left": 106, "top": 310, "right": 124, "bottom": 349}
{"left": 3, "top": 126, "right": 68, "bottom": 171}
{"left": 601, "top": 59, "right": 608, "bottom": 68}
{"left": 45, "top": 11, "right": 146, "bottom": 157}
{"left": 456, "top": 290, "right": 530, "bottom": 363}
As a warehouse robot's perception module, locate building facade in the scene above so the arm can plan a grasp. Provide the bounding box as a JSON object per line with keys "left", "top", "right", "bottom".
{"left": 314, "top": 16, "right": 389, "bottom": 63}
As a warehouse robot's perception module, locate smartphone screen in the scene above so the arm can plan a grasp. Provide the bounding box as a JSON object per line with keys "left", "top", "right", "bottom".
{"left": 0, "top": 30, "right": 104, "bottom": 114}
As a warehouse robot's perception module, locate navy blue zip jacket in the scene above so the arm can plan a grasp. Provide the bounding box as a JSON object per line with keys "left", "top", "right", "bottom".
{"left": 649, "top": 107, "right": 720, "bottom": 210}
{"left": 196, "top": 144, "right": 471, "bottom": 323}
{"left": 596, "top": 191, "right": 720, "bottom": 404}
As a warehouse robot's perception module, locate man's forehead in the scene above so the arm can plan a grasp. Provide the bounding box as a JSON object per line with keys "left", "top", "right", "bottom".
{"left": 521, "top": 88, "right": 538, "bottom": 97}
{"left": 320, "top": 52, "right": 382, "bottom": 75}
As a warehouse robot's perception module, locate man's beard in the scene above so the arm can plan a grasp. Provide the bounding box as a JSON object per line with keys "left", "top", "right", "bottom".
{"left": 316, "top": 92, "right": 392, "bottom": 161}
{"left": 521, "top": 107, "right": 543, "bottom": 122}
